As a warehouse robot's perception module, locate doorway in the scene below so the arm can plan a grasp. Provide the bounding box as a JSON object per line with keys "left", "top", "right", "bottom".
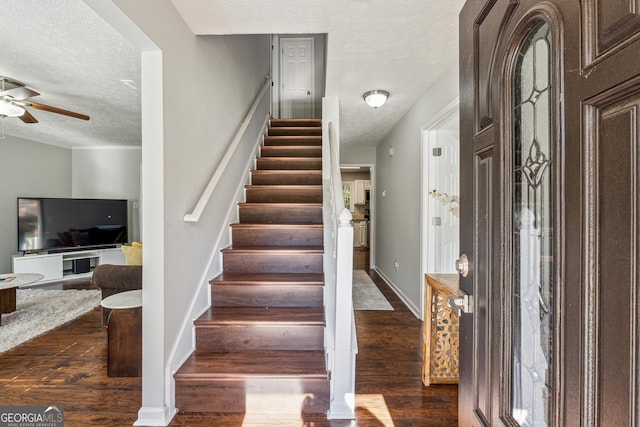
{"left": 340, "top": 165, "right": 375, "bottom": 270}
{"left": 271, "top": 34, "right": 326, "bottom": 119}
{"left": 420, "top": 99, "right": 460, "bottom": 317}
{"left": 280, "top": 37, "right": 314, "bottom": 118}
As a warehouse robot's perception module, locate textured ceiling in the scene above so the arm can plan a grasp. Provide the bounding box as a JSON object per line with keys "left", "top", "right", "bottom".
{"left": 0, "top": 0, "right": 140, "bottom": 148}
{"left": 171, "top": 0, "right": 466, "bottom": 147}
{"left": 0, "top": 0, "right": 464, "bottom": 149}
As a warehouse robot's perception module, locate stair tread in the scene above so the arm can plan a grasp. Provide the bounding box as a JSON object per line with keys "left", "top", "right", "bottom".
{"left": 268, "top": 126, "right": 321, "bottom": 129}
{"left": 245, "top": 184, "right": 322, "bottom": 189}
{"left": 175, "top": 349, "right": 328, "bottom": 378}
{"left": 196, "top": 306, "right": 325, "bottom": 325}
{"left": 264, "top": 134, "right": 322, "bottom": 138}
{"left": 230, "top": 223, "right": 323, "bottom": 229}
{"left": 268, "top": 126, "right": 321, "bottom": 132}
{"left": 263, "top": 136, "right": 322, "bottom": 146}
{"left": 257, "top": 157, "right": 322, "bottom": 161}
{"left": 244, "top": 184, "right": 322, "bottom": 203}
{"left": 256, "top": 158, "right": 322, "bottom": 170}
{"left": 261, "top": 146, "right": 321, "bottom": 151}
{"left": 210, "top": 272, "right": 324, "bottom": 285}
{"left": 252, "top": 168, "right": 322, "bottom": 172}
{"left": 252, "top": 169, "right": 322, "bottom": 173}
{"left": 239, "top": 202, "right": 322, "bottom": 207}
{"left": 222, "top": 245, "right": 323, "bottom": 253}
{"left": 262, "top": 144, "right": 321, "bottom": 148}
{"left": 270, "top": 119, "right": 322, "bottom": 127}
{"left": 250, "top": 170, "right": 322, "bottom": 185}
{"left": 239, "top": 203, "right": 322, "bottom": 224}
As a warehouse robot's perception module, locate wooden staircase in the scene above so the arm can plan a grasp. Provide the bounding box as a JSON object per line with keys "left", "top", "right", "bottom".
{"left": 174, "top": 118, "right": 329, "bottom": 415}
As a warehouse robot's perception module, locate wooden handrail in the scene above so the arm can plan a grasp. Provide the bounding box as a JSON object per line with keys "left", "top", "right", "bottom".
{"left": 183, "top": 75, "right": 272, "bottom": 223}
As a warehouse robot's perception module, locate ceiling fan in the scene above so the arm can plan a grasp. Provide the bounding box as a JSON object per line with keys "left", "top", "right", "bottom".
{"left": 0, "top": 76, "right": 90, "bottom": 123}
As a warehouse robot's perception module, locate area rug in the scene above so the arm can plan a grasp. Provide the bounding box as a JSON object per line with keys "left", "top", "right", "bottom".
{"left": 353, "top": 270, "right": 394, "bottom": 311}
{"left": 0, "top": 289, "right": 101, "bottom": 353}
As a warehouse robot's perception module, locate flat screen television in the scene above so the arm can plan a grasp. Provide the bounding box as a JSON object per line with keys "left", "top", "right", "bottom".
{"left": 18, "top": 197, "right": 128, "bottom": 253}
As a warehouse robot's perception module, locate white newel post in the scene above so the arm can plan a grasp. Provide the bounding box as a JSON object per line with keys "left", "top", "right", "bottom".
{"left": 329, "top": 207, "right": 356, "bottom": 418}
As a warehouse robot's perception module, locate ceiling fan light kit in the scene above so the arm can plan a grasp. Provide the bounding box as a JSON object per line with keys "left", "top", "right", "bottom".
{"left": 363, "top": 89, "right": 390, "bottom": 109}
{"left": 0, "top": 99, "right": 25, "bottom": 117}
{"left": 0, "top": 76, "right": 90, "bottom": 123}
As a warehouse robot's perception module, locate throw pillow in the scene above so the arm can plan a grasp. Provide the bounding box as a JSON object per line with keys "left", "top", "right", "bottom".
{"left": 122, "top": 241, "right": 142, "bottom": 265}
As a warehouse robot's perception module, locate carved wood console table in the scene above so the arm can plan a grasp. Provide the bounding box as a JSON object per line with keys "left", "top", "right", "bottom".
{"left": 423, "top": 273, "right": 460, "bottom": 386}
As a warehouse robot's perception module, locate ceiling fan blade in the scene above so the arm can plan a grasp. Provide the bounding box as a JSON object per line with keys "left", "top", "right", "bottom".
{"left": 26, "top": 101, "right": 89, "bottom": 121}
{"left": 19, "top": 109, "right": 38, "bottom": 123}
{"left": 2, "top": 86, "right": 40, "bottom": 100}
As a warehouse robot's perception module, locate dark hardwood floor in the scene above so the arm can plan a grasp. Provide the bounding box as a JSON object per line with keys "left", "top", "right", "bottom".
{"left": 353, "top": 247, "right": 370, "bottom": 271}
{"left": 0, "top": 250, "right": 457, "bottom": 426}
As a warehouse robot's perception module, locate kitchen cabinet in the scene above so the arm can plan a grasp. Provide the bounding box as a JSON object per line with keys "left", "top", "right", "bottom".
{"left": 354, "top": 180, "right": 370, "bottom": 205}
{"left": 353, "top": 221, "right": 368, "bottom": 248}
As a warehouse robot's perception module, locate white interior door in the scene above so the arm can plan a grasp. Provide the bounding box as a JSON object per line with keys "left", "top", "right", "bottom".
{"left": 425, "top": 107, "right": 460, "bottom": 274}
{"left": 280, "top": 38, "right": 314, "bottom": 118}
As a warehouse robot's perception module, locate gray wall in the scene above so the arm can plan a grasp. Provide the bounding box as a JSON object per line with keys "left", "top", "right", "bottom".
{"left": 341, "top": 170, "right": 371, "bottom": 181}
{"left": 72, "top": 147, "right": 142, "bottom": 241}
{"left": 341, "top": 145, "right": 376, "bottom": 164}
{"left": 0, "top": 136, "right": 71, "bottom": 272}
{"left": 375, "top": 62, "right": 459, "bottom": 317}
{"left": 72, "top": 147, "right": 141, "bottom": 200}
{"left": 112, "top": 0, "right": 272, "bottom": 417}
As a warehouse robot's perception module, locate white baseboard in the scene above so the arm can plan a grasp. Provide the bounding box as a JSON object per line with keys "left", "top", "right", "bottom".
{"left": 374, "top": 267, "right": 421, "bottom": 319}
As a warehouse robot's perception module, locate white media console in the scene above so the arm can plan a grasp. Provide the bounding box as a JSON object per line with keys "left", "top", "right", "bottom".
{"left": 12, "top": 247, "right": 125, "bottom": 286}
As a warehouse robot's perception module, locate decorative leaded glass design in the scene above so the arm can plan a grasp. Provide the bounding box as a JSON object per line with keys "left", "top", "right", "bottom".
{"left": 511, "top": 22, "right": 553, "bottom": 427}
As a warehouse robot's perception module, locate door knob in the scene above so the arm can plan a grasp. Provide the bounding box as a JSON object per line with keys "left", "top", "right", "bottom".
{"left": 455, "top": 254, "right": 469, "bottom": 277}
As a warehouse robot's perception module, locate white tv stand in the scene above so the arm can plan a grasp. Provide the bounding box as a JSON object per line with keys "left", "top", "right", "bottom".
{"left": 12, "top": 247, "right": 125, "bottom": 286}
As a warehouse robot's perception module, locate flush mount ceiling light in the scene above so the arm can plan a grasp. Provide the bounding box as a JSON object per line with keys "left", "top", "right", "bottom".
{"left": 363, "top": 90, "right": 390, "bottom": 109}
{"left": 0, "top": 98, "right": 25, "bottom": 117}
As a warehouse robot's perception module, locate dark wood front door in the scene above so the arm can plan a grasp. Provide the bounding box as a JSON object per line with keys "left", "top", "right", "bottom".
{"left": 458, "top": 0, "right": 640, "bottom": 425}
